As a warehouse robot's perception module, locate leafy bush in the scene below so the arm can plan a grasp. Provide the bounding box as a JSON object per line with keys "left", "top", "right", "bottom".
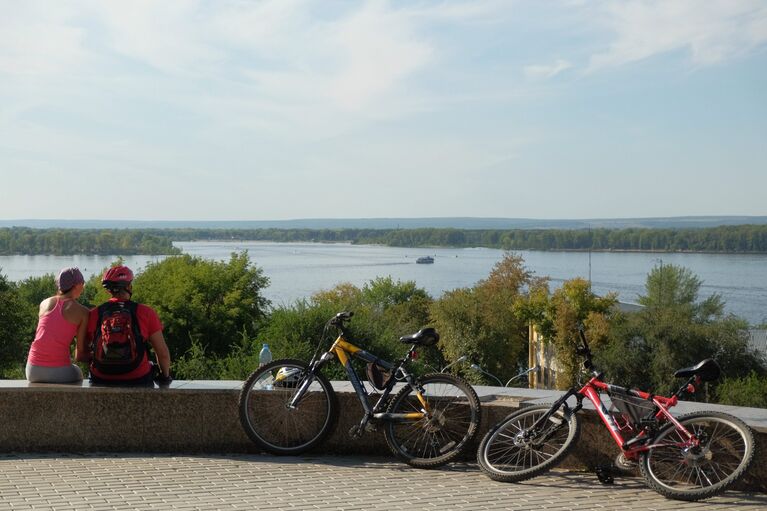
{"left": 174, "top": 276, "right": 435, "bottom": 381}
{"left": 430, "top": 254, "right": 544, "bottom": 385}
{"left": 0, "top": 273, "right": 58, "bottom": 376}
{"left": 715, "top": 372, "right": 767, "bottom": 408}
{"left": 257, "top": 277, "right": 435, "bottom": 380}
{"left": 527, "top": 277, "right": 617, "bottom": 389}
{"left": 129, "top": 252, "right": 270, "bottom": 359}
{"left": 595, "top": 264, "right": 765, "bottom": 397}
{"left": 0, "top": 272, "right": 31, "bottom": 377}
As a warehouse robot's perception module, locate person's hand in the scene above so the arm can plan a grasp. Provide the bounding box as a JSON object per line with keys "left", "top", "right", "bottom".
{"left": 152, "top": 363, "right": 173, "bottom": 386}
{"left": 154, "top": 372, "right": 173, "bottom": 386}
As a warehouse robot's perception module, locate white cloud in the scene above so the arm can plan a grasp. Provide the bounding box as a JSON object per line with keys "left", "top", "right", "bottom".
{"left": 524, "top": 59, "right": 572, "bottom": 79}
{"left": 0, "top": 2, "right": 88, "bottom": 75}
{"left": 587, "top": 0, "right": 767, "bottom": 71}
{"left": 328, "top": 2, "right": 433, "bottom": 111}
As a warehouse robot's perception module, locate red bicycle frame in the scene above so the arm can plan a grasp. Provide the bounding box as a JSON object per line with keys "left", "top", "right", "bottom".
{"left": 577, "top": 375, "right": 702, "bottom": 460}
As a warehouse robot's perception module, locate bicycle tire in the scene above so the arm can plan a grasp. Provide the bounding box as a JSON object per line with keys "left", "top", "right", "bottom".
{"left": 477, "top": 404, "right": 580, "bottom": 482}
{"left": 383, "top": 373, "right": 481, "bottom": 468}
{"left": 640, "top": 411, "right": 755, "bottom": 501}
{"left": 238, "top": 358, "right": 338, "bottom": 455}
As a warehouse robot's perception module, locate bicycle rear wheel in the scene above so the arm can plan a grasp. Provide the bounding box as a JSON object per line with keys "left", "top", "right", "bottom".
{"left": 383, "top": 373, "right": 481, "bottom": 468}
{"left": 477, "top": 404, "right": 580, "bottom": 482}
{"left": 640, "top": 411, "right": 755, "bottom": 501}
{"left": 238, "top": 358, "right": 338, "bottom": 455}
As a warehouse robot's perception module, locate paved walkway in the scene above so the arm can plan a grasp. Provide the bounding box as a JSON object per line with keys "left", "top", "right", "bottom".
{"left": 0, "top": 454, "right": 764, "bottom": 511}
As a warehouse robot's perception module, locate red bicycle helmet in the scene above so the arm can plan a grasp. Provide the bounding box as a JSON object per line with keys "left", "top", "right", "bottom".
{"left": 102, "top": 265, "right": 134, "bottom": 289}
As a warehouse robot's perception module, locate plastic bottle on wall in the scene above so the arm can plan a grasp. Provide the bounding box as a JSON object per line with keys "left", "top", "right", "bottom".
{"left": 259, "top": 343, "right": 272, "bottom": 366}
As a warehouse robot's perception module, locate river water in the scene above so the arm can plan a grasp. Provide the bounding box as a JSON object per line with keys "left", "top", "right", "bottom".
{"left": 1, "top": 241, "right": 765, "bottom": 325}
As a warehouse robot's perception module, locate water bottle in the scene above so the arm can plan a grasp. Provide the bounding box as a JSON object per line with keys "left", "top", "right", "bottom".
{"left": 259, "top": 343, "right": 272, "bottom": 366}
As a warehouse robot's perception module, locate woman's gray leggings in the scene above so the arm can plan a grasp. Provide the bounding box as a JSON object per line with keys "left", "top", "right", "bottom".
{"left": 26, "top": 363, "right": 83, "bottom": 383}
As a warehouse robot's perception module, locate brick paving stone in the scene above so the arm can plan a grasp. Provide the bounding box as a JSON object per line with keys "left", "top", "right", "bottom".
{"left": 0, "top": 454, "right": 764, "bottom": 511}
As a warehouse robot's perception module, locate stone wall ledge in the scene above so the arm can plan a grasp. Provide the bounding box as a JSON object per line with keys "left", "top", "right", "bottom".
{"left": 1, "top": 380, "right": 764, "bottom": 493}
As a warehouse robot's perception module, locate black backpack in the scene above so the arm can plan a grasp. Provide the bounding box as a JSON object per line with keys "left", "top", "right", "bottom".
{"left": 91, "top": 301, "right": 146, "bottom": 374}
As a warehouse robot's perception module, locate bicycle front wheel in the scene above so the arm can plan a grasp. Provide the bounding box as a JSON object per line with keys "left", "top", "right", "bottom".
{"left": 640, "top": 411, "right": 755, "bottom": 501}
{"left": 238, "top": 358, "right": 338, "bottom": 455}
{"left": 383, "top": 373, "right": 481, "bottom": 468}
{"left": 477, "top": 404, "right": 580, "bottom": 482}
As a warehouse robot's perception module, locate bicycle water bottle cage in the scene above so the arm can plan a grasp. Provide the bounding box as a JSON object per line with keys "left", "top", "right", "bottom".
{"left": 673, "top": 359, "right": 720, "bottom": 382}
{"left": 399, "top": 327, "right": 439, "bottom": 346}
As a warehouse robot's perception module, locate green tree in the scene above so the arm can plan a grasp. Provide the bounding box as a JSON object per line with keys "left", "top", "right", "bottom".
{"left": 130, "top": 252, "right": 270, "bottom": 359}
{"left": 430, "top": 253, "right": 541, "bottom": 384}
{"left": 0, "top": 271, "right": 31, "bottom": 377}
{"left": 716, "top": 372, "right": 767, "bottom": 408}
{"left": 529, "top": 278, "right": 617, "bottom": 389}
{"left": 597, "top": 263, "right": 764, "bottom": 397}
{"left": 174, "top": 276, "right": 434, "bottom": 380}
{"left": 256, "top": 277, "right": 435, "bottom": 380}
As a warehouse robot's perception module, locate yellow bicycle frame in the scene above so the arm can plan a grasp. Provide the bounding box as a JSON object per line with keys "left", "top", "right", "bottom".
{"left": 329, "top": 335, "right": 429, "bottom": 419}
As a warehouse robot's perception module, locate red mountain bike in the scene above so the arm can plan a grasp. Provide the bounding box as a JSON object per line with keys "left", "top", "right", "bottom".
{"left": 476, "top": 328, "right": 755, "bottom": 501}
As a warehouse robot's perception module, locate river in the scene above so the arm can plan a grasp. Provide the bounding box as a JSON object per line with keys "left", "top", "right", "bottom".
{"left": 1, "top": 241, "right": 765, "bottom": 325}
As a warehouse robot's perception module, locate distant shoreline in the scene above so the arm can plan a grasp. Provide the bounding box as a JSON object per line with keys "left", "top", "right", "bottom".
{"left": 177, "top": 240, "right": 767, "bottom": 256}
{"left": 4, "top": 225, "right": 767, "bottom": 256}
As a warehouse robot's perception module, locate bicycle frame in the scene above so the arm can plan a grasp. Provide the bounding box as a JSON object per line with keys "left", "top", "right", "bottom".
{"left": 533, "top": 375, "right": 701, "bottom": 461}
{"left": 289, "top": 333, "right": 430, "bottom": 426}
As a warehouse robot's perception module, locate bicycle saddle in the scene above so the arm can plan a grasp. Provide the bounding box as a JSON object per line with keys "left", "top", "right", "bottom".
{"left": 673, "top": 358, "right": 721, "bottom": 381}
{"left": 399, "top": 327, "right": 440, "bottom": 346}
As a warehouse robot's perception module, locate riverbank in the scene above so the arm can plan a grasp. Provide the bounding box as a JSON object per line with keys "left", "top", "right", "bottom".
{"left": 4, "top": 224, "right": 767, "bottom": 255}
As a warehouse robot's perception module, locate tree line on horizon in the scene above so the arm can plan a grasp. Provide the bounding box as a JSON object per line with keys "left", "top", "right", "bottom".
{"left": 2, "top": 224, "right": 767, "bottom": 256}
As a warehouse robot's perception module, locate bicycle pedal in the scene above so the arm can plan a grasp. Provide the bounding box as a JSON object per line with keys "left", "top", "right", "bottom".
{"left": 595, "top": 465, "right": 615, "bottom": 485}
{"left": 348, "top": 425, "right": 363, "bottom": 439}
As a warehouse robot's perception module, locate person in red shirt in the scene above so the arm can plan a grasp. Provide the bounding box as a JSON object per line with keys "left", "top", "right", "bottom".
{"left": 80, "top": 265, "right": 172, "bottom": 386}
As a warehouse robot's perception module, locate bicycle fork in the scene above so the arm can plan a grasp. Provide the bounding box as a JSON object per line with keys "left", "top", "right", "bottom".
{"left": 287, "top": 352, "right": 335, "bottom": 409}
{"left": 525, "top": 390, "right": 581, "bottom": 446}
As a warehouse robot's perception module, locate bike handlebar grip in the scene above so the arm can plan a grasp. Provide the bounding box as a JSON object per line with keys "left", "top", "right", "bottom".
{"left": 331, "top": 311, "right": 354, "bottom": 325}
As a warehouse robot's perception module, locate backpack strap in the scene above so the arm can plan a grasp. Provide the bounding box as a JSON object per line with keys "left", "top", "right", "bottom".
{"left": 122, "top": 300, "right": 144, "bottom": 344}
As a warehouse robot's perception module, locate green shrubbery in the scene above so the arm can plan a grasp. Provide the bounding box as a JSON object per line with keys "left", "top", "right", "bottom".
{"left": 716, "top": 372, "right": 767, "bottom": 408}
{"left": 179, "top": 276, "right": 437, "bottom": 381}
{"left": 431, "top": 254, "right": 543, "bottom": 384}
{"left": 594, "top": 264, "right": 763, "bottom": 397}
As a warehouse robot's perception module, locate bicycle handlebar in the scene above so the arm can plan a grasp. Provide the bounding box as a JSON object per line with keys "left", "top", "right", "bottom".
{"left": 330, "top": 311, "right": 353, "bottom": 325}
{"left": 576, "top": 325, "right": 597, "bottom": 373}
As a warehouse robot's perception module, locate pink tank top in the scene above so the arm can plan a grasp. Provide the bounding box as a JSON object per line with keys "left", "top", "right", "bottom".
{"left": 27, "top": 298, "right": 79, "bottom": 367}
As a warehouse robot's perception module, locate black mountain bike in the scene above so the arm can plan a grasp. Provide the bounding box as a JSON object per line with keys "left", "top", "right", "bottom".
{"left": 239, "top": 312, "right": 481, "bottom": 468}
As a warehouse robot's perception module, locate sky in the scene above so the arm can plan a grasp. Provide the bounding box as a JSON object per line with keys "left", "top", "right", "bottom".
{"left": 1, "top": 0, "right": 766, "bottom": 221}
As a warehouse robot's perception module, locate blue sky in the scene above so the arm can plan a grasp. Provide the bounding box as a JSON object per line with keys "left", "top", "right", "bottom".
{"left": 1, "top": 0, "right": 765, "bottom": 221}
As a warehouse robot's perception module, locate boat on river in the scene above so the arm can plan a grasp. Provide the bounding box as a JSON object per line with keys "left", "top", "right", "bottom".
{"left": 416, "top": 256, "right": 435, "bottom": 264}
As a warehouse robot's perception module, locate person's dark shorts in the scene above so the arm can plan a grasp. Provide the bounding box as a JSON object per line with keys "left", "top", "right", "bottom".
{"left": 89, "top": 369, "right": 154, "bottom": 386}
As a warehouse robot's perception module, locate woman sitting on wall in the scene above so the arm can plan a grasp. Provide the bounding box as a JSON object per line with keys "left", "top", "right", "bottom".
{"left": 26, "top": 267, "right": 90, "bottom": 383}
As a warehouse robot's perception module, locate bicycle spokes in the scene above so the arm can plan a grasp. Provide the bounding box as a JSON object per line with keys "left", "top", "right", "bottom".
{"left": 641, "top": 413, "right": 754, "bottom": 500}
{"left": 384, "top": 375, "right": 481, "bottom": 467}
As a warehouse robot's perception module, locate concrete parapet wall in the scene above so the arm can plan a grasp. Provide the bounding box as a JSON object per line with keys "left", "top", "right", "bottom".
{"left": 0, "top": 380, "right": 764, "bottom": 492}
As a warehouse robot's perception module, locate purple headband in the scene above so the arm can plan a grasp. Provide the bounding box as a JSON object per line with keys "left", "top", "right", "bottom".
{"left": 56, "top": 267, "right": 85, "bottom": 292}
